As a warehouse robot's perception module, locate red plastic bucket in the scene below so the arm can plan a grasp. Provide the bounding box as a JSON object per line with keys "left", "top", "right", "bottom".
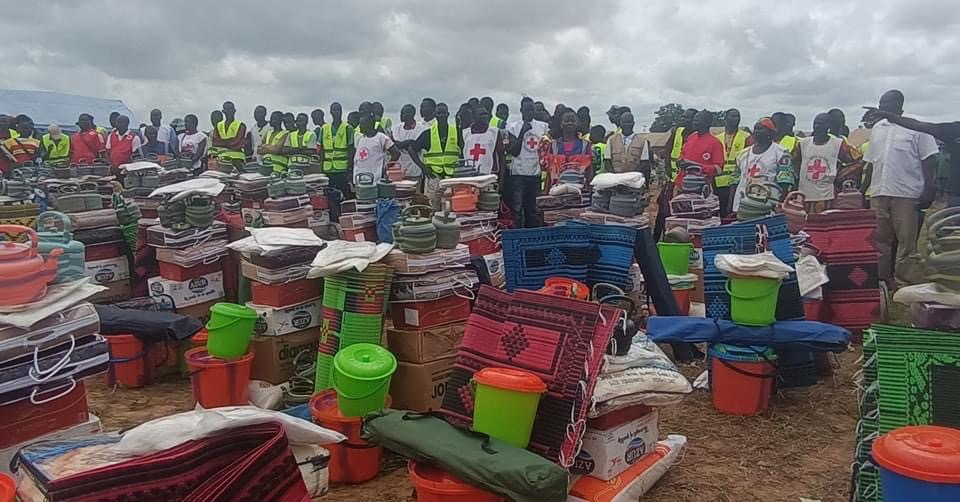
{"left": 709, "top": 345, "right": 776, "bottom": 416}
{"left": 672, "top": 286, "right": 694, "bottom": 315}
{"left": 105, "top": 334, "right": 154, "bottom": 388}
{"left": 309, "top": 390, "right": 389, "bottom": 484}
{"left": 408, "top": 461, "right": 505, "bottom": 502}
{"left": 185, "top": 347, "right": 253, "bottom": 408}
{"left": 0, "top": 472, "right": 14, "bottom": 502}
{"left": 803, "top": 299, "right": 825, "bottom": 321}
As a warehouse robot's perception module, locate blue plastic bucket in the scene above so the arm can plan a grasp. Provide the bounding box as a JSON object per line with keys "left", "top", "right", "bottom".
{"left": 873, "top": 426, "right": 960, "bottom": 501}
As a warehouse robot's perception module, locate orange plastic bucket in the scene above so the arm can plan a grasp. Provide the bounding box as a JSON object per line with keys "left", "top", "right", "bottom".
{"left": 0, "top": 472, "right": 14, "bottom": 502}
{"left": 310, "top": 390, "right": 388, "bottom": 484}
{"left": 709, "top": 345, "right": 776, "bottom": 416}
{"left": 185, "top": 347, "right": 253, "bottom": 409}
{"left": 672, "top": 286, "right": 694, "bottom": 316}
{"left": 105, "top": 334, "right": 153, "bottom": 388}
{"left": 408, "top": 461, "right": 504, "bottom": 502}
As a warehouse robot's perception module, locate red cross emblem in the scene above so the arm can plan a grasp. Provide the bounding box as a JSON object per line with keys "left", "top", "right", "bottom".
{"left": 702, "top": 152, "right": 712, "bottom": 161}
{"left": 526, "top": 137, "right": 538, "bottom": 150}
{"left": 807, "top": 159, "right": 828, "bottom": 180}
{"left": 747, "top": 164, "right": 761, "bottom": 177}
{"left": 469, "top": 143, "right": 487, "bottom": 161}
{"left": 358, "top": 148, "right": 369, "bottom": 160}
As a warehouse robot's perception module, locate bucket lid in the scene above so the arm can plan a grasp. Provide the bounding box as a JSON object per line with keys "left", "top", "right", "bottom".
{"left": 333, "top": 343, "right": 397, "bottom": 380}
{"left": 872, "top": 426, "right": 960, "bottom": 483}
{"left": 210, "top": 302, "right": 258, "bottom": 319}
{"left": 0, "top": 472, "right": 14, "bottom": 500}
{"left": 708, "top": 343, "right": 777, "bottom": 362}
{"left": 473, "top": 367, "right": 546, "bottom": 393}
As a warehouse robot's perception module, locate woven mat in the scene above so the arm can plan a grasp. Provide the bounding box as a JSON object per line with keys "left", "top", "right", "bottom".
{"left": 702, "top": 214, "right": 803, "bottom": 321}
{"left": 501, "top": 222, "right": 636, "bottom": 292}
{"left": 441, "top": 285, "right": 619, "bottom": 468}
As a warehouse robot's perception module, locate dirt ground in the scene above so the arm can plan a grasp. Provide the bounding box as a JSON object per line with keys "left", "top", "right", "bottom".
{"left": 86, "top": 347, "right": 860, "bottom": 502}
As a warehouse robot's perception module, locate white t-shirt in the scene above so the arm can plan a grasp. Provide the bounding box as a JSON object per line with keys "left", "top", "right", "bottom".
{"left": 732, "top": 143, "right": 790, "bottom": 211}
{"left": 391, "top": 122, "right": 426, "bottom": 178}
{"left": 462, "top": 128, "right": 500, "bottom": 175}
{"left": 505, "top": 120, "right": 548, "bottom": 176}
{"left": 864, "top": 119, "right": 939, "bottom": 199}
{"left": 353, "top": 132, "right": 395, "bottom": 184}
{"left": 178, "top": 131, "right": 207, "bottom": 169}
{"left": 249, "top": 123, "right": 271, "bottom": 163}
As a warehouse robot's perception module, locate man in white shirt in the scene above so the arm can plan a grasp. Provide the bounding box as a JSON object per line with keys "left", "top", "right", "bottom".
{"left": 506, "top": 97, "right": 548, "bottom": 228}
{"left": 354, "top": 109, "right": 401, "bottom": 185}
{"left": 391, "top": 104, "right": 426, "bottom": 179}
{"left": 462, "top": 105, "right": 504, "bottom": 175}
{"left": 863, "top": 90, "right": 939, "bottom": 286}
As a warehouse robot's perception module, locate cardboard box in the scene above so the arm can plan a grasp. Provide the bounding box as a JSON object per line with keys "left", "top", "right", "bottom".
{"left": 572, "top": 409, "right": 659, "bottom": 481}
{"left": 85, "top": 256, "right": 130, "bottom": 284}
{"left": 248, "top": 297, "right": 322, "bottom": 337}
{"left": 177, "top": 298, "right": 223, "bottom": 325}
{"left": 249, "top": 328, "right": 322, "bottom": 384}
{"left": 389, "top": 356, "right": 456, "bottom": 412}
{"left": 0, "top": 413, "right": 102, "bottom": 475}
{"left": 88, "top": 279, "right": 131, "bottom": 304}
{"left": 148, "top": 271, "right": 225, "bottom": 308}
{"left": 386, "top": 322, "right": 465, "bottom": 363}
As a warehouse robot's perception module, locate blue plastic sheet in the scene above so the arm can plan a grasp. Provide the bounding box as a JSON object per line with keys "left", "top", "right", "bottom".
{"left": 647, "top": 316, "right": 850, "bottom": 352}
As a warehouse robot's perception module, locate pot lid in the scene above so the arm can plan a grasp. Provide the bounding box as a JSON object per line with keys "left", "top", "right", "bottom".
{"left": 872, "top": 425, "right": 960, "bottom": 483}
{"left": 333, "top": 343, "right": 397, "bottom": 379}
{"left": 0, "top": 240, "right": 30, "bottom": 261}
{"left": 473, "top": 367, "right": 546, "bottom": 393}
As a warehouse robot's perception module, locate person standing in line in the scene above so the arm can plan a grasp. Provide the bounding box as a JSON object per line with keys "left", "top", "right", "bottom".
{"left": 576, "top": 106, "right": 591, "bottom": 138}
{"left": 105, "top": 115, "right": 142, "bottom": 172}
{"left": 547, "top": 110, "right": 593, "bottom": 187}
{"left": 773, "top": 112, "right": 798, "bottom": 154}
{"left": 731, "top": 118, "right": 793, "bottom": 211}
{"left": 41, "top": 125, "right": 71, "bottom": 165}
{"left": 141, "top": 126, "right": 176, "bottom": 158}
{"left": 462, "top": 104, "right": 504, "bottom": 176}
{"left": 391, "top": 104, "right": 426, "bottom": 180}
{"left": 675, "top": 110, "right": 724, "bottom": 187}
{"left": 589, "top": 124, "right": 608, "bottom": 175}
{"left": 142, "top": 108, "right": 178, "bottom": 155}
{"left": 249, "top": 105, "right": 270, "bottom": 162}
{"left": 495, "top": 103, "right": 510, "bottom": 127}
{"left": 407, "top": 103, "right": 461, "bottom": 209}
{"left": 505, "top": 98, "right": 549, "bottom": 228}
{"left": 714, "top": 108, "right": 752, "bottom": 216}
{"left": 862, "top": 90, "right": 939, "bottom": 286}
{"left": 2, "top": 115, "right": 41, "bottom": 168}
{"left": 319, "top": 102, "right": 355, "bottom": 197}
{"left": 70, "top": 113, "right": 106, "bottom": 165}
{"left": 211, "top": 101, "right": 247, "bottom": 170}
{"left": 373, "top": 102, "right": 391, "bottom": 133}
{"left": 420, "top": 97, "right": 437, "bottom": 127}
{"left": 794, "top": 113, "right": 859, "bottom": 213}
{"left": 353, "top": 108, "right": 400, "bottom": 185}
{"left": 654, "top": 107, "right": 697, "bottom": 239}
{"left": 861, "top": 105, "right": 960, "bottom": 208}
{"left": 347, "top": 111, "right": 361, "bottom": 132}
{"left": 177, "top": 114, "right": 208, "bottom": 173}
{"left": 311, "top": 108, "right": 326, "bottom": 136}
{"left": 284, "top": 113, "right": 318, "bottom": 157}
{"left": 827, "top": 108, "right": 851, "bottom": 139}
{"left": 605, "top": 112, "right": 652, "bottom": 182}
{"left": 259, "top": 111, "right": 290, "bottom": 173}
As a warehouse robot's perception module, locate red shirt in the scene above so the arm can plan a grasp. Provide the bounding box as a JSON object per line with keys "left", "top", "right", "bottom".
{"left": 676, "top": 131, "right": 725, "bottom": 186}
{"left": 71, "top": 129, "right": 105, "bottom": 164}
{"left": 107, "top": 130, "right": 139, "bottom": 169}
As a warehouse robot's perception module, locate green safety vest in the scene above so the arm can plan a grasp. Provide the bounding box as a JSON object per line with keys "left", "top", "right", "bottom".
{"left": 489, "top": 117, "right": 504, "bottom": 129}
{"left": 290, "top": 130, "right": 316, "bottom": 149}
{"left": 593, "top": 142, "right": 607, "bottom": 174}
{"left": 779, "top": 135, "right": 798, "bottom": 153}
{"left": 714, "top": 130, "right": 750, "bottom": 188}
{"left": 670, "top": 126, "right": 685, "bottom": 181}
{"left": 424, "top": 122, "right": 459, "bottom": 177}
{"left": 264, "top": 130, "right": 289, "bottom": 172}
{"left": 216, "top": 120, "right": 245, "bottom": 162}
{"left": 321, "top": 123, "right": 351, "bottom": 173}
{"left": 41, "top": 134, "right": 71, "bottom": 161}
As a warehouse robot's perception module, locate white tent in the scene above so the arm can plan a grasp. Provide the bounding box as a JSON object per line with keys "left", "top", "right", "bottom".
{"left": 0, "top": 89, "right": 137, "bottom": 134}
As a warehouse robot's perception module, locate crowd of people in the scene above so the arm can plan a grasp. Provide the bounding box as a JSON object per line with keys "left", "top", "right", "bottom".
{"left": 1, "top": 90, "right": 956, "bottom": 289}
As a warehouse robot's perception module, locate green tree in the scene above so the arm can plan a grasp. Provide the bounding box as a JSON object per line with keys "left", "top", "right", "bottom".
{"left": 650, "top": 103, "right": 684, "bottom": 132}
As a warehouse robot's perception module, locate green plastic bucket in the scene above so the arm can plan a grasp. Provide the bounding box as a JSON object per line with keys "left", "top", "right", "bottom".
{"left": 726, "top": 277, "right": 782, "bottom": 326}
{"left": 472, "top": 368, "right": 546, "bottom": 448}
{"left": 205, "top": 303, "right": 258, "bottom": 359}
{"left": 332, "top": 343, "right": 397, "bottom": 417}
{"left": 658, "top": 242, "right": 693, "bottom": 276}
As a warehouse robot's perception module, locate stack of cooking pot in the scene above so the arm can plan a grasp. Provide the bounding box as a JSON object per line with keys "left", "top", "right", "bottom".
{"left": 394, "top": 205, "right": 437, "bottom": 254}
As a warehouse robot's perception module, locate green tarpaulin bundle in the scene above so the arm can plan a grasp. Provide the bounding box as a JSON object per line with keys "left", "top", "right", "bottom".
{"left": 362, "top": 410, "right": 568, "bottom": 502}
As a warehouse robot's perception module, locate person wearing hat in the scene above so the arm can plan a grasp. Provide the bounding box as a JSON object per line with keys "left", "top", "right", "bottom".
{"left": 71, "top": 113, "right": 106, "bottom": 165}
{"left": 731, "top": 117, "right": 793, "bottom": 212}
{"left": 41, "top": 125, "right": 71, "bottom": 165}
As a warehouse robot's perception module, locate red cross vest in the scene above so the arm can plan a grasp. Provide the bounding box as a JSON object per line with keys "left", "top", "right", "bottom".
{"left": 798, "top": 136, "right": 842, "bottom": 202}
{"left": 108, "top": 131, "right": 137, "bottom": 168}
{"left": 462, "top": 128, "right": 499, "bottom": 174}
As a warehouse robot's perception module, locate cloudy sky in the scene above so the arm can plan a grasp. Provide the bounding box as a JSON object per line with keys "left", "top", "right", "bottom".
{"left": 0, "top": 0, "right": 954, "bottom": 130}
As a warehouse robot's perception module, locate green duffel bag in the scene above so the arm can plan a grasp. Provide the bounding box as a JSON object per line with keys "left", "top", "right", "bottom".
{"left": 362, "top": 410, "right": 568, "bottom": 502}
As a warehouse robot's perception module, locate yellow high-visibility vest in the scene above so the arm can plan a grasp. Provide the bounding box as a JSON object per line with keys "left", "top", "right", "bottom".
{"left": 714, "top": 130, "right": 750, "bottom": 188}
{"left": 321, "top": 123, "right": 350, "bottom": 173}
{"left": 779, "top": 135, "right": 798, "bottom": 153}
{"left": 263, "top": 130, "right": 289, "bottom": 172}
{"left": 423, "top": 122, "right": 459, "bottom": 177}
{"left": 216, "top": 120, "right": 245, "bottom": 162}
{"left": 290, "top": 130, "right": 316, "bottom": 149}
{"left": 41, "top": 133, "right": 71, "bottom": 161}
{"left": 670, "top": 126, "right": 685, "bottom": 181}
